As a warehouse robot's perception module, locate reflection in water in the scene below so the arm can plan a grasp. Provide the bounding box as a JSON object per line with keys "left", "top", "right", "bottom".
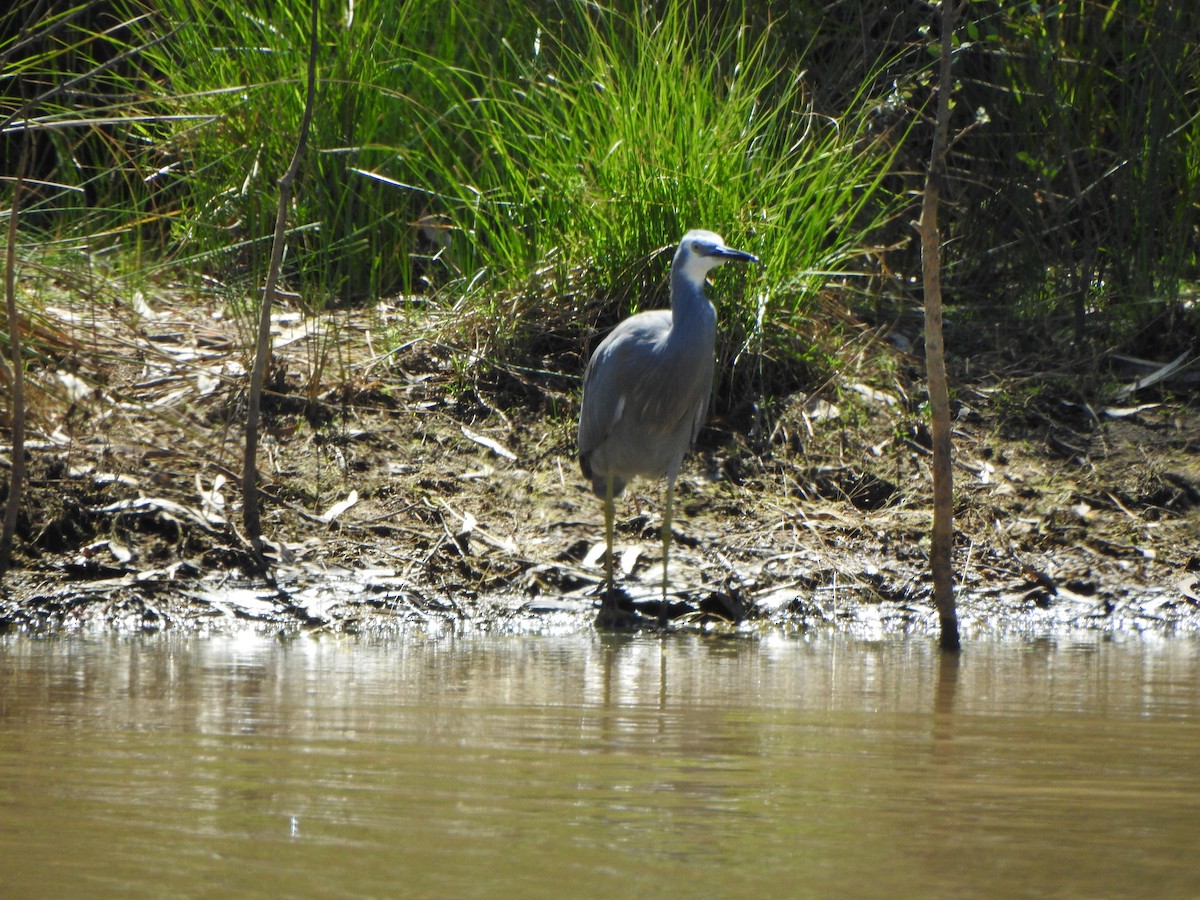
{"left": 2, "top": 632, "right": 1199, "bottom": 897}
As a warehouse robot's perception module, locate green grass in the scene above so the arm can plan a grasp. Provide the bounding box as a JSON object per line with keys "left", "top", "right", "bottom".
{"left": 5, "top": 0, "right": 908, "bottom": 408}
{"left": 8, "top": 0, "right": 1196, "bottom": 412}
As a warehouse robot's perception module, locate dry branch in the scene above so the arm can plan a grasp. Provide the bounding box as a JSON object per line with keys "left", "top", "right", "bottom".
{"left": 242, "top": 0, "right": 320, "bottom": 548}
{"left": 0, "top": 135, "right": 31, "bottom": 577}
{"left": 918, "top": 0, "right": 961, "bottom": 651}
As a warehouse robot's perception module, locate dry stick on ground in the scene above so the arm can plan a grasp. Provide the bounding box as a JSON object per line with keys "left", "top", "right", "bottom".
{"left": 242, "top": 0, "right": 320, "bottom": 551}
{"left": 918, "top": 0, "right": 961, "bottom": 652}
{"left": 0, "top": 134, "right": 31, "bottom": 578}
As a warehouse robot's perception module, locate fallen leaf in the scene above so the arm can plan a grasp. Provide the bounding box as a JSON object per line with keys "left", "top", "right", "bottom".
{"left": 91, "top": 496, "right": 219, "bottom": 532}
{"left": 1113, "top": 350, "right": 1191, "bottom": 398}
{"left": 320, "top": 490, "right": 359, "bottom": 524}
{"left": 196, "top": 474, "right": 227, "bottom": 525}
{"left": 847, "top": 382, "right": 898, "bottom": 406}
{"left": 57, "top": 371, "right": 93, "bottom": 403}
{"left": 583, "top": 541, "right": 607, "bottom": 569}
{"left": 1103, "top": 403, "right": 1161, "bottom": 418}
{"left": 130, "top": 290, "right": 158, "bottom": 320}
{"left": 461, "top": 425, "right": 517, "bottom": 461}
{"left": 805, "top": 399, "right": 840, "bottom": 422}
{"left": 195, "top": 370, "right": 221, "bottom": 397}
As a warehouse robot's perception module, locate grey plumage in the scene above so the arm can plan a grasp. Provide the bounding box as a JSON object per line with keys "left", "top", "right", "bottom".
{"left": 578, "top": 229, "right": 759, "bottom": 624}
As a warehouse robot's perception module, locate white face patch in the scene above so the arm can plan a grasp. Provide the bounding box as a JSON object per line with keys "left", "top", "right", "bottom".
{"left": 678, "top": 237, "right": 729, "bottom": 287}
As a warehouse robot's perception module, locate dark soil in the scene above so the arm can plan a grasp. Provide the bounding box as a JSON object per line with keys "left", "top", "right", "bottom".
{"left": 2, "top": 287, "right": 1198, "bottom": 638}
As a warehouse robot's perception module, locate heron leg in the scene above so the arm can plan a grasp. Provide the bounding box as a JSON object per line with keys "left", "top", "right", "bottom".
{"left": 659, "top": 470, "right": 676, "bottom": 627}
{"left": 603, "top": 474, "right": 616, "bottom": 596}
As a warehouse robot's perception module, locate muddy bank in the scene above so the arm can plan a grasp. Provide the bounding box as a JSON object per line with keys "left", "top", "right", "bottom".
{"left": 2, "top": 290, "right": 1198, "bottom": 637}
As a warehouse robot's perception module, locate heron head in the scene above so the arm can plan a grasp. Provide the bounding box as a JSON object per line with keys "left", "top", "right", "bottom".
{"left": 674, "top": 229, "right": 759, "bottom": 287}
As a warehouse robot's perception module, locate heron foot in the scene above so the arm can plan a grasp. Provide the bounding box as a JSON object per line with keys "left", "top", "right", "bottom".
{"left": 594, "top": 587, "right": 677, "bottom": 631}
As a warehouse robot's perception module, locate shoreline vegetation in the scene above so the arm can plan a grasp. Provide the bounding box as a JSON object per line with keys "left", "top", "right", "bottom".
{"left": 2, "top": 1, "right": 1198, "bottom": 635}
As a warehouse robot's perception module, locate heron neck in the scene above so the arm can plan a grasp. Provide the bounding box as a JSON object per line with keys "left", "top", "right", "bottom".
{"left": 669, "top": 269, "right": 715, "bottom": 327}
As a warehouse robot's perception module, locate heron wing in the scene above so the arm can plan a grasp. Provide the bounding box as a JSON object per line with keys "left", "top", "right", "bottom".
{"left": 578, "top": 318, "right": 649, "bottom": 459}
{"left": 579, "top": 311, "right": 712, "bottom": 457}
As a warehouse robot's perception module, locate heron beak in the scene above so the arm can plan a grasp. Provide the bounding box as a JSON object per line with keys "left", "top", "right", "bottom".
{"left": 715, "top": 245, "right": 760, "bottom": 265}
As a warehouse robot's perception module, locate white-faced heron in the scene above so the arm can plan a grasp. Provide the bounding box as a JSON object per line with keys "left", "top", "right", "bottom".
{"left": 578, "top": 229, "right": 759, "bottom": 625}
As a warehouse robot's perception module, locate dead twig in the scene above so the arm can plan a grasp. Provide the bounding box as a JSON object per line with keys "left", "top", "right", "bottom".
{"left": 917, "top": 0, "right": 961, "bottom": 651}
{"left": 0, "top": 131, "right": 31, "bottom": 577}
{"left": 243, "top": 0, "right": 320, "bottom": 552}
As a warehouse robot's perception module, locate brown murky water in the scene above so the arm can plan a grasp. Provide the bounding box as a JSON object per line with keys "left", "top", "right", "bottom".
{"left": 2, "top": 630, "right": 1199, "bottom": 897}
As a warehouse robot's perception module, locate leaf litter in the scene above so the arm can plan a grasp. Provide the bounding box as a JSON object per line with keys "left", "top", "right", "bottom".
{"left": 2, "top": 285, "right": 1199, "bottom": 638}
